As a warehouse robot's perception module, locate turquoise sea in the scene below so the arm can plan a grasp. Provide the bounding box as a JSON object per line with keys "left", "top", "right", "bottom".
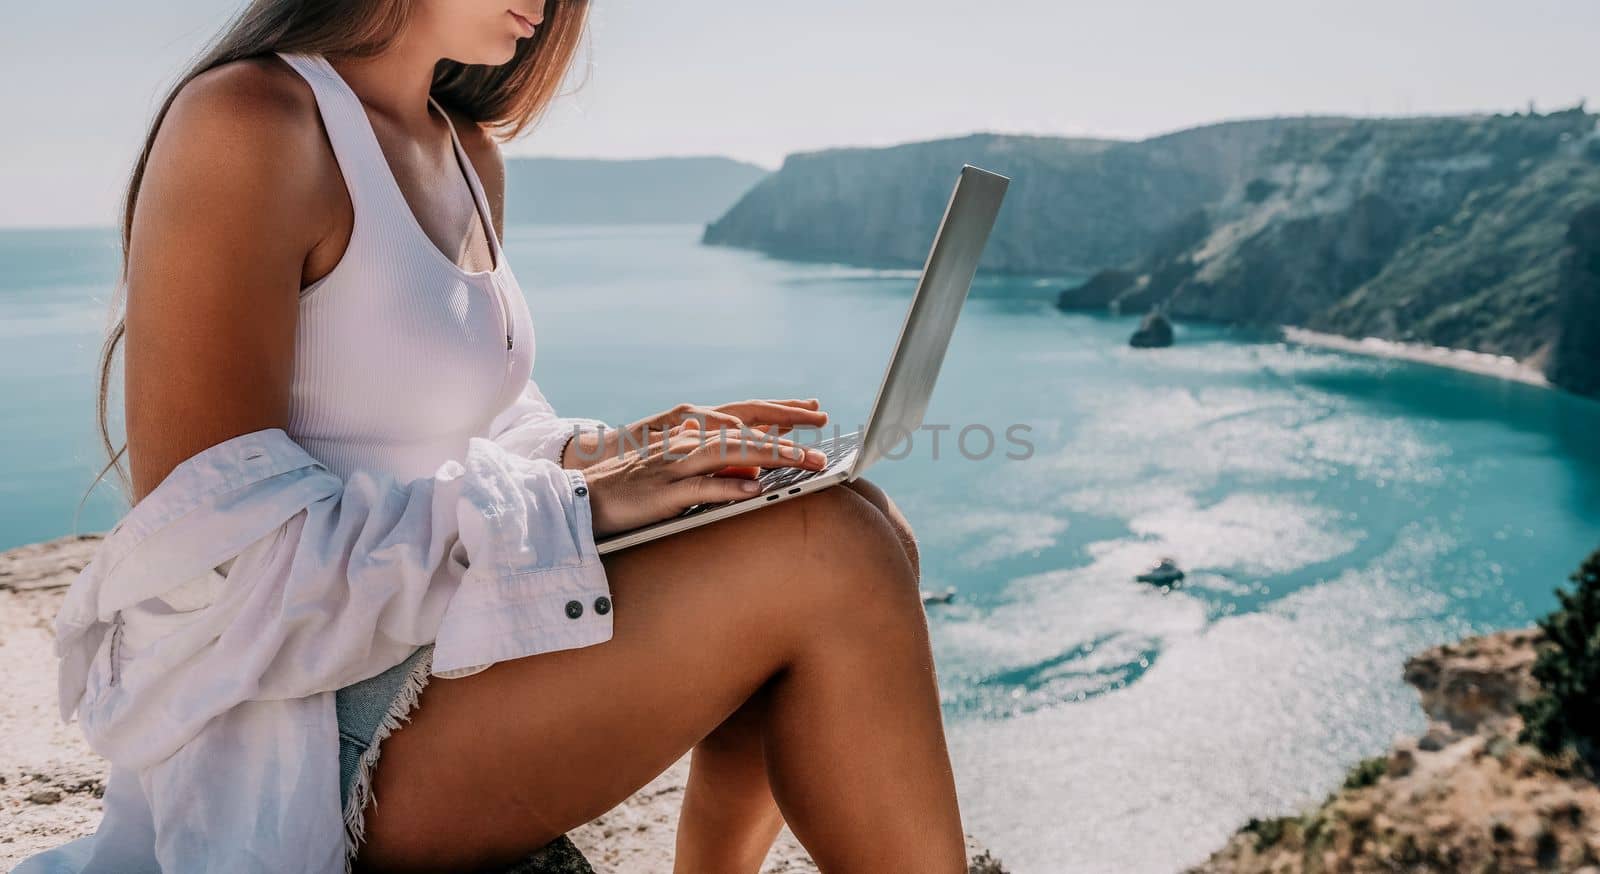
{"left": 4, "top": 224, "right": 1600, "bottom": 872}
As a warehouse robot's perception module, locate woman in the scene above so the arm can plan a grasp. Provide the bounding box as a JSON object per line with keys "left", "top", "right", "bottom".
{"left": 62, "top": 1, "right": 966, "bottom": 872}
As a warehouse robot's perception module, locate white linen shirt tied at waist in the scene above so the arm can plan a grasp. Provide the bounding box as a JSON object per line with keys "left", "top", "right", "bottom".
{"left": 14, "top": 381, "right": 614, "bottom": 874}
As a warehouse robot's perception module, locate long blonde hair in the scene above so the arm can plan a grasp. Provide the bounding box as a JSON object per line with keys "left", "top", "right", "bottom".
{"left": 81, "top": 0, "right": 589, "bottom": 520}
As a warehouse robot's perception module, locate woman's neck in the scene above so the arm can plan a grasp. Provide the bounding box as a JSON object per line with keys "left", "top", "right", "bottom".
{"left": 327, "top": 37, "right": 440, "bottom": 130}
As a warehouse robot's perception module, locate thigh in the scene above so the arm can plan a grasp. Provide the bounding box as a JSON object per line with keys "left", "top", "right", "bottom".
{"left": 355, "top": 485, "right": 907, "bottom": 873}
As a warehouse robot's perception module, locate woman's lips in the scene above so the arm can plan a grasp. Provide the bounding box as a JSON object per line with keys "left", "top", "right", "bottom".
{"left": 509, "top": 10, "right": 538, "bottom": 37}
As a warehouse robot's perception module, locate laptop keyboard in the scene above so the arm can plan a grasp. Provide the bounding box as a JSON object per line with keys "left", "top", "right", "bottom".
{"left": 673, "top": 431, "right": 863, "bottom": 519}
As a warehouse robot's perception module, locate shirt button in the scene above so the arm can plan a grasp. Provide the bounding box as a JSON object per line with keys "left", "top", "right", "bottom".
{"left": 574, "top": 484, "right": 588, "bottom": 497}
{"left": 594, "top": 596, "right": 611, "bottom": 615}
{"left": 564, "top": 600, "right": 584, "bottom": 619}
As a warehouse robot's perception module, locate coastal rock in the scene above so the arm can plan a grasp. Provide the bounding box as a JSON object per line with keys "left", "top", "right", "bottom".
{"left": 0, "top": 535, "right": 1008, "bottom": 873}
{"left": 1129, "top": 310, "right": 1176, "bottom": 348}
{"left": 1057, "top": 268, "right": 1136, "bottom": 311}
{"left": 1401, "top": 627, "right": 1541, "bottom": 735}
{"left": 1190, "top": 628, "right": 1600, "bottom": 873}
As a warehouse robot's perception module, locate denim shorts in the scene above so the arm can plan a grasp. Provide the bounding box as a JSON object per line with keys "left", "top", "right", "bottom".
{"left": 335, "top": 644, "right": 434, "bottom": 862}
{"left": 331, "top": 645, "right": 595, "bottom": 873}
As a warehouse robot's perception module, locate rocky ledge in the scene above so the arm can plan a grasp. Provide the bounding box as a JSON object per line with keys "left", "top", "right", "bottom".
{"left": 0, "top": 534, "right": 1007, "bottom": 872}
{"left": 1190, "top": 628, "right": 1600, "bottom": 873}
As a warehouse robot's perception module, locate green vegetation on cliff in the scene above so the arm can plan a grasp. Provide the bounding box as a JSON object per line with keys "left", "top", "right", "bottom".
{"left": 1058, "top": 108, "right": 1600, "bottom": 394}
{"left": 1521, "top": 546, "right": 1600, "bottom": 768}
{"left": 702, "top": 109, "right": 1600, "bottom": 394}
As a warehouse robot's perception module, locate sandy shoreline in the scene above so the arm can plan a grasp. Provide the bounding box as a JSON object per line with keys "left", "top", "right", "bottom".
{"left": 0, "top": 534, "right": 1003, "bottom": 872}
{"left": 1280, "top": 326, "right": 1551, "bottom": 388}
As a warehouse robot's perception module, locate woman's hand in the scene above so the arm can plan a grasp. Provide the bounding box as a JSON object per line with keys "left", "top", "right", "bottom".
{"left": 562, "top": 399, "right": 829, "bottom": 469}
{"left": 581, "top": 426, "right": 828, "bottom": 537}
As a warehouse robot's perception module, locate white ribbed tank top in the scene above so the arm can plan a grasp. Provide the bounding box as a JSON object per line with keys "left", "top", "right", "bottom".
{"left": 274, "top": 52, "right": 538, "bottom": 482}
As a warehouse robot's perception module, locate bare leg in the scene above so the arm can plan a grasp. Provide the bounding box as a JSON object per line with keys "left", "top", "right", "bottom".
{"left": 674, "top": 478, "right": 921, "bottom": 873}
{"left": 674, "top": 686, "right": 785, "bottom": 874}
{"left": 356, "top": 485, "right": 963, "bottom": 874}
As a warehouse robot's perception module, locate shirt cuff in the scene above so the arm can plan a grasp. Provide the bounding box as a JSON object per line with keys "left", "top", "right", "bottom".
{"left": 431, "top": 572, "right": 613, "bottom": 678}
{"left": 434, "top": 454, "right": 613, "bottom": 677}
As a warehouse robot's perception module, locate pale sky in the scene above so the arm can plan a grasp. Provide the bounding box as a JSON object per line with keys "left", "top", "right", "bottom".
{"left": 3, "top": 0, "right": 1597, "bottom": 227}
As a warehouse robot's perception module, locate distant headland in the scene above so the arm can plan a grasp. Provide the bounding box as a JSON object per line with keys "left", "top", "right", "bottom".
{"left": 697, "top": 109, "right": 1600, "bottom": 398}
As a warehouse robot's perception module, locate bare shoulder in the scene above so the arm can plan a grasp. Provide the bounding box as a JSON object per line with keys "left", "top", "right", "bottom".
{"left": 163, "top": 57, "right": 324, "bottom": 158}
{"left": 140, "top": 56, "right": 335, "bottom": 226}
{"left": 172, "top": 56, "right": 315, "bottom": 124}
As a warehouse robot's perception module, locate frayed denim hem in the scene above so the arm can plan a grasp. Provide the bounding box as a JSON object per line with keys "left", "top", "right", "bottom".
{"left": 339, "top": 646, "right": 434, "bottom": 873}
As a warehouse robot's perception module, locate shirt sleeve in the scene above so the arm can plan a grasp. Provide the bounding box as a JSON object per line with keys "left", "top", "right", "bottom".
{"left": 487, "top": 378, "right": 611, "bottom": 468}
{"left": 258, "top": 434, "right": 614, "bottom": 683}
{"left": 71, "top": 430, "right": 615, "bottom": 766}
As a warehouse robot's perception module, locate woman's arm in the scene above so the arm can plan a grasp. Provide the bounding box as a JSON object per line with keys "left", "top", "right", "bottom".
{"left": 97, "top": 62, "right": 617, "bottom": 704}
{"left": 124, "top": 59, "right": 342, "bottom": 504}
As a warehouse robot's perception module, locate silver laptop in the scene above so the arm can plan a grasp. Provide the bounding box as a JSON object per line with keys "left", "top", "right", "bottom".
{"left": 597, "top": 164, "right": 1009, "bottom": 554}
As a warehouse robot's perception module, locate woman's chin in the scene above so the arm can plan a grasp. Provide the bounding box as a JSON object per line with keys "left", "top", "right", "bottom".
{"left": 447, "top": 41, "right": 520, "bottom": 68}
{"left": 481, "top": 43, "right": 520, "bottom": 66}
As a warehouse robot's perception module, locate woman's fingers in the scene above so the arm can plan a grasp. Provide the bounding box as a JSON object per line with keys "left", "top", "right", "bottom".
{"left": 715, "top": 400, "right": 828, "bottom": 429}
{"left": 669, "top": 473, "right": 768, "bottom": 507}
{"left": 639, "top": 400, "right": 827, "bottom": 444}
{"left": 665, "top": 422, "right": 804, "bottom": 453}
{"left": 687, "top": 411, "right": 747, "bottom": 432}
{"left": 626, "top": 407, "right": 743, "bottom": 438}
{"left": 676, "top": 421, "right": 787, "bottom": 443}
{"left": 621, "top": 415, "right": 743, "bottom": 451}
{"left": 677, "top": 416, "right": 742, "bottom": 434}
{"left": 621, "top": 401, "right": 830, "bottom": 472}
{"left": 670, "top": 433, "right": 803, "bottom": 470}
{"left": 665, "top": 434, "right": 825, "bottom": 477}
{"left": 693, "top": 425, "right": 779, "bottom": 479}
{"left": 710, "top": 465, "right": 763, "bottom": 480}
{"left": 752, "top": 398, "right": 821, "bottom": 411}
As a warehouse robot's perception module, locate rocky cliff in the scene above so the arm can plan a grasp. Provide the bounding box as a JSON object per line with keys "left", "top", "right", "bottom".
{"left": 1548, "top": 203, "right": 1600, "bottom": 395}
{"left": 1058, "top": 108, "right": 1600, "bottom": 395}
{"left": 1191, "top": 628, "right": 1600, "bottom": 872}
{"left": 698, "top": 108, "right": 1600, "bottom": 395}
{"left": 703, "top": 120, "right": 1353, "bottom": 274}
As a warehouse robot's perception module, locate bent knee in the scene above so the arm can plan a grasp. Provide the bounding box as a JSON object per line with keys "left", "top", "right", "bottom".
{"left": 777, "top": 487, "right": 921, "bottom": 605}
{"left": 789, "top": 486, "right": 900, "bottom": 556}
{"left": 844, "top": 478, "right": 920, "bottom": 577}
